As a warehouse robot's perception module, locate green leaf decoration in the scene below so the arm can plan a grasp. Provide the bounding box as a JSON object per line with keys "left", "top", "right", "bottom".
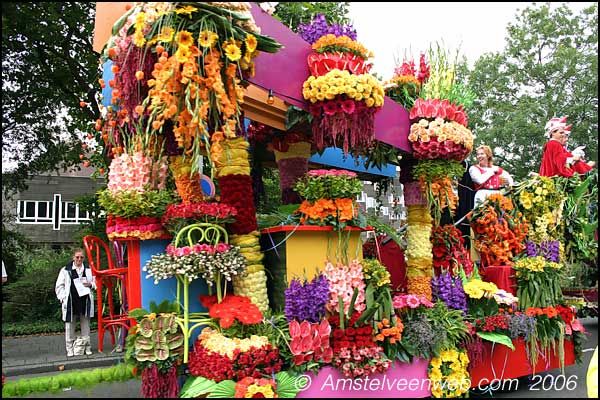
{"left": 128, "top": 308, "right": 149, "bottom": 320}
{"left": 477, "top": 331, "right": 515, "bottom": 350}
{"left": 134, "top": 336, "right": 154, "bottom": 350}
{"left": 180, "top": 376, "right": 218, "bottom": 398}
{"left": 207, "top": 379, "right": 236, "bottom": 398}
{"left": 167, "top": 333, "right": 185, "bottom": 350}
{"left": 139, "top": 318, "right": 154, "bottom": 337}
{"left": 155, "top": 342, "right": 169, "bottom": 361}
{"left": 275, "top": 372, "right": 302, "bottom": 398}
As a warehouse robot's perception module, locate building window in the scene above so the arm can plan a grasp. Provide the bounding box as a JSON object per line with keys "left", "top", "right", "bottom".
{"left": 61, "top": 201, "right": 91, "bottom": 224}
{"left": 16, "top": 199, "right": 90, "bottom": 225}
{"left": 16, "top": 200, "right": 53, "bottom": 224}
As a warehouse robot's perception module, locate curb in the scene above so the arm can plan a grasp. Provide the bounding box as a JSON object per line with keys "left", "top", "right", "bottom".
{"left": 3, "top": 355, "right": 126, "bottom": 378}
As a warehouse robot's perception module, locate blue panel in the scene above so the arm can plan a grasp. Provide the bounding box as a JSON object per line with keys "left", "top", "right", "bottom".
{"left": 309, "top": 147, "right": 396, "bottom": 177}
{"left": 102, "top": 60, "right": 114, "bottom": 108}
{"left": 138, "top": 240, "right": 209, "bottom": 314}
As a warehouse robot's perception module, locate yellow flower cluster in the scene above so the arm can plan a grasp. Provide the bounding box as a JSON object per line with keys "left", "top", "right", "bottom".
{"left": 406, "top": 225, "right": 433, "bottom": 260}
{"left": 463, "top": 279, "right": 498, "bottom": 299}
{"left": 514, "top": 256, "right": 562, "bottom": 276}
{"left": 198, "top": 327, "right": 270, "bottom": 358}
{"left": 362, "top": 258, "right": 391, "bottom": 287}
{"left": 408, "top": 118, "right": 474, "bottom": 150}
{"left": 312, "top": 34, "right": 374, "bottom": 59}
{"left": 231, "top": 231, "right": 270, "bottom": 313}
{"left": 429, "top": 349, "right": 470, "bottom": 398}
{"left": 302, "top": 70, "right": 384, "bottom": 106}
{"left": 406, "top": 205, "right": 434, "bottom": 300}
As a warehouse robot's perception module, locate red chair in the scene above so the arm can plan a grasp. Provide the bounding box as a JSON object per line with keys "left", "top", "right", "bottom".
{"left": 83, "top": 235, "right": 130, "bottom": 353}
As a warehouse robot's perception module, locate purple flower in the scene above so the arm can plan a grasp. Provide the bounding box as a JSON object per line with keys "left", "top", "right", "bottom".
{"left": 285, "top": 274, "right": 330, "bottom": 323}
{"left": 432, "top": 272, "right": 468, "bottom": 315}
{"left": 298, "top": 14, "right": 357, "bottom": 44}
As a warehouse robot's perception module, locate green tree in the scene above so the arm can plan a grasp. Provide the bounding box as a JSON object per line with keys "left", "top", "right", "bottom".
{"left": 466, "top": 3, "right": 598, "bottom": 179}
{"left": 1, "top": 2, "right": 100, "bottom": 195}
{"left": 273, "top": 2, "right": 351, "bottom": 31}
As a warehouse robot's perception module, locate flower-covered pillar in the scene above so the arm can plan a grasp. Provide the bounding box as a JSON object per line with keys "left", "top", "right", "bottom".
{"left": 403, "top": 181, "right": 434, "bottom": 301}
{"left": 273, "top": 137, "right": 312, "bottom": 205}
{"left": 215, "top": 137, "right": 270, "bottom": 314}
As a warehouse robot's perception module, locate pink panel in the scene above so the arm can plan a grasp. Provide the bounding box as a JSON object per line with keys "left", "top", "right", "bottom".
{"left": 297, "top": 359, "right": 431, "bottom": 398}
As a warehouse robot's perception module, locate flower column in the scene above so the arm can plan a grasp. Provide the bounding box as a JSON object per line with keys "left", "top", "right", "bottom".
{"left": 215, "top": 137, "right": 269, "bottom": 313}
{"left": 403, "top": 181, "right": 434, "bottom": 301}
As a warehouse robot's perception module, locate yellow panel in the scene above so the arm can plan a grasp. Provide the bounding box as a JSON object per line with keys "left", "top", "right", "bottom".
{"left": 284, "top": 230, "right": 363, "bottom": 282}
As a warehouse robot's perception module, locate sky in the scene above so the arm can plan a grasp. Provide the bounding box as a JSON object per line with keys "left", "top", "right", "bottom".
{"left": 347, "top": 2, "right": 595, "bottom": 81}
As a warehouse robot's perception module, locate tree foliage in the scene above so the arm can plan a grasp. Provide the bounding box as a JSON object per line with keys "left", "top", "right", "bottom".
{"left": 1, "top": 2, "right": 100, "bottom": 195}
{"left": 466, "top": 3, "right": 598, "bottom": 180}
{"left": 273, "top": 2, "right": 352, "bottom": 31}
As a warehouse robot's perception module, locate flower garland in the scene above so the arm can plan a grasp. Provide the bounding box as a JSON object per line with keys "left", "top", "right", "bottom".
{"left": 428, "top": 348, "right": 470, "bottom": 398}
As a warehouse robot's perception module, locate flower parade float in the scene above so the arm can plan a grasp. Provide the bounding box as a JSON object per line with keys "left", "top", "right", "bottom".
{"left": 90, "top": 5, "right": 589, "bottom": 399}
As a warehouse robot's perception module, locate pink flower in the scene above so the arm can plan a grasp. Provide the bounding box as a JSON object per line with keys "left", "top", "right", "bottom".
{"left": 323, "top": 101, "right": 340, "bottom": 116}
{"left": 406, "top": 295, "right": 421, "bottom": 308}
{"left": 215, "top": 243, "right": 230, "bottom": 253}
{"left": 340, "top": 99, "right": 356, "bottom": 114}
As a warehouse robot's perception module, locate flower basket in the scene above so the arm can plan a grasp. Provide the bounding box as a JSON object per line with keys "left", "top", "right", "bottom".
{"left": 409, "top": 118, "right": 473, "bottom": 161}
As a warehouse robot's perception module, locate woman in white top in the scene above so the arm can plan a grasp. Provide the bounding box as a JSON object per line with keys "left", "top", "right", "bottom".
{"left": 469, "top": 145, "right": 514, "bottom": 206}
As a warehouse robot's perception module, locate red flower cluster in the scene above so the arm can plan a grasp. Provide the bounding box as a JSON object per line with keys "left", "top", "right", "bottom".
{"left": 198, "top": 295, "right": 263, "bottom": 328}
{"left": 409, "top": 98, "right": 468, "bottom": 127}
{"left": 308, "top": 52, "right": 372, "bottom": 76}
{"left": 327, "top": 312, "right": 375, "bottom": 352}
{"left": 411, "top": 136, "right": 471, "bottom": 161}
{"left": 188, "top": 343, "right": 282, "bottom": 382}
{"left": 476, "top": 314, "right": 510, "bottom": 332}
{"left": 218, "top": 174, "right": 258, "bottom": 235}
{"left": 163, "top": 202, "right": 237, "bottom": 221}
{"left": 106, "top": 214, "right": 166, "bottom": 240}
{"left": 555, "top": 304, "right": 575, "bottom": 324}
{"left": 431, "top": 224, "right": 473, "bottom": 275}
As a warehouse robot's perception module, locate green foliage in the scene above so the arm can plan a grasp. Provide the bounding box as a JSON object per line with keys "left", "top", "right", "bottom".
{"left": 2, "top": 364, "right": 136, "bottom": 397}
{"left": 273, "top": 2, "right": 352, "bottom": 31}
{"left": 1, "top": 212, "right": 30, "bottom": 281}
{"left": 466, "top": 3, "right": 598, "bottom": 180}
{"left": 2, "top": 2, "right": 102, "bottom": 195}
{"left": 72, "top": 192, "right": 109, "bottom": 245}
{"left": 2, "top": 319, "right": 98, "bottom": 337}
{"left": 97, "top": 188, "right": 175, "bottom": 218}
{"left": 293, "top": 171, "right": 363, "bottom": 201}
{"left": 2, "top": 246, "right": 72, "bottom": 323}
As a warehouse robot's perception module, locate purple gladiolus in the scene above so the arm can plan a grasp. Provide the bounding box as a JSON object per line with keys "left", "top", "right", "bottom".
{"left": 298, "top": 14, "right": 357, "bottom": 44}
{"left": 285, "top": 274, "right": 330, "bottom": 323}
{"left": 432, "top": 272, "right": 468, "bottom": 315}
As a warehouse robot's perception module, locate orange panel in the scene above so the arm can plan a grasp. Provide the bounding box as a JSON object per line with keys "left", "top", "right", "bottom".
{"left": 93, "top": 2, "right": 133, "bottom": 53}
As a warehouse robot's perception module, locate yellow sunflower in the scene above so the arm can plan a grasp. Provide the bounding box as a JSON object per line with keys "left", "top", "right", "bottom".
{"left": 175, "top": 5, "right": 197, "bottom": 16}
{"left": 158, "top": 27, "right": 174, "bottom": 42}
{"left": 175, "top": 30, "right": 194, "bottom": 48}
{"left": 198, "top": 30, "right": 218, "bottom": 48}
{"left": 245, "top": 33, "right": 258, "bottom": 53}
{"left": 224, "top": 43, "right": 242, "bottom": 62}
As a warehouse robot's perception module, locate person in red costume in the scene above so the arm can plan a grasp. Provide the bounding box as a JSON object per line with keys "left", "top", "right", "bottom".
{"left": 539, "top": 116, "right": 595, "bottom": 177}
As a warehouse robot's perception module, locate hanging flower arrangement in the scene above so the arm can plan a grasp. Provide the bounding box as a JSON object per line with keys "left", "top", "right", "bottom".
{"left": 302, "top": 33, "right": 384, "bottom": 156}
{"left": 101, "top": 2, "right": 282, "bottom": 178}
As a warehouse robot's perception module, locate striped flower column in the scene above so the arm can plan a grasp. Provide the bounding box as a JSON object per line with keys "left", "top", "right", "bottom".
{"left": 403, "top": 181, "right": 433, "bottom": 301}
{"left": 273, "top": 141, "right": 311, "bottom": 205}
{"left": 215, "top": 137, "right": 270, "bottom": 313}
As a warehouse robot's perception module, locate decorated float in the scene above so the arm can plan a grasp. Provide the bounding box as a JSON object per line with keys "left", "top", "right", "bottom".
{"left": 88, "top": 3, "right": 592, "bottom": 398}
